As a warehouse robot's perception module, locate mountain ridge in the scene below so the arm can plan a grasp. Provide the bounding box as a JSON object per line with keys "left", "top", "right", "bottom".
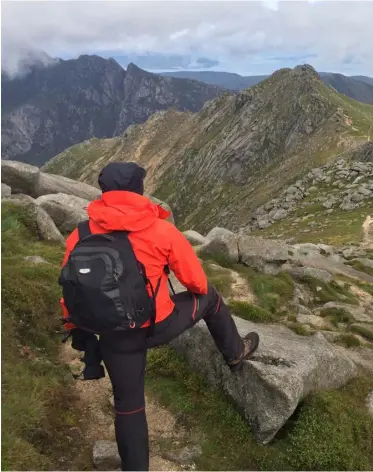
{"left": 1, "top": 55, "right": 224, "bottom": 166}
{"left": 161, "top": 70, "right": 373, "bottom": 104}
{"left": 43, "top": 64, "right": 373, "bottom": 234}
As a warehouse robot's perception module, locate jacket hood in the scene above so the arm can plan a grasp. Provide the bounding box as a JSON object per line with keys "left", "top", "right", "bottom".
{"left": 87, "top": 191, "right": 170, "bottom": 232}
{"left": 98, "top": 162, "right": 146, "bottom": 195}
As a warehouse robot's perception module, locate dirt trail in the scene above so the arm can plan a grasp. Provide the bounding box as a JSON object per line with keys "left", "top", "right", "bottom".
{"left": 61, "top": 343, "right": 185, "bottom": 471}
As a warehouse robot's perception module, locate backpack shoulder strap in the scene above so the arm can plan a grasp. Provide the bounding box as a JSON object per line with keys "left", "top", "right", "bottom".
{"left": 78, "top": 220, "right": 91, "bottom": 241}
{"left": 109, "top": 230, "right": 129, "bottom": 240}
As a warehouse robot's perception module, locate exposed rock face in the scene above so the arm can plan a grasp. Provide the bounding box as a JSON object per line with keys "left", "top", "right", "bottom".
{"left": 1, "top": 160, "right": 174, "bottom": 232}
{"left": 92, "top": 440, "right": 120, "bottom": 471}
{"left": 237, "top": 236, "right": 290, "bottom": 275}
{"left": 24, "top": 255, "right": 49, "bottom": 264}
{"left": 366, "top": 391, "right": 373, "bottom": 417}
{"left": 35, "top": 193, "right": 89, "bottom": 233}
{"left": 2, "top": 196, "right": 65, "bottom": 244}
{"left": 247, "top": 158, "right": 373, "bottom": 232}
{"left": 37, "top": 171, "right": 100, "bottom": 201}
{"left": 1, "top": 183, "right": 11, "bottom": 198}
{"left": 1, "top": 160, "right": 40, "bottom": 196}
{"left": 2, "top": 56, "right": 223, "bottom": 166}
{"left": 317, "top": 302, "right": 373, "bottom": 323}
{"left": 1, "top": 160, "right": 100, "bottom": 200}
{"left": 282, "top": 265, "right": 333, "bottom": 284}
{"left": 183, "top": 230, "right": 208, "bottom": 246}
{"left": 171, "top": 316, "right": 357, "bottom": 443}
{"left": 362, "top": 215, "right": 373, "bottom": 248}
{"left": 201, "top": 230, "right": 292, "bottom": 274}
{"left": 202, "top": 227, "right": 239, "bottom": 261}
{"left": 164, "top": 444, "right": 202, "bottom": 468}
{"left": 200, "top": 225, "right": 373, "bottom": 283}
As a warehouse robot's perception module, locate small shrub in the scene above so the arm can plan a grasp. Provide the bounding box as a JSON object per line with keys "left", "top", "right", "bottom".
{"left": 235, "top": 266, "right": 294, "bottom": 312}
{"left": 348, "top": 260, "right": 373, "bottom": 277}
{"left": 199, "top": 250, "right": 235, "bottom": 269}
{"left": 334, "top": 334, "right": 361, "bottom": 348}
{"left": 320, "top": 307, "right": 354, "bottom": 326}
{"left": 286, "top": 322, "right": 311, "bottom": 336}
{"left": 350, "top": 325, "right": 373, "bottom": 342}
{"left": 303, "top": 276, "right": 359, "bottom": 305}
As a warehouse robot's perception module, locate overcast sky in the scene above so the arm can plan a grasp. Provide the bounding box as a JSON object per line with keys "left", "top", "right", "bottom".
{"left": 2, "top": 0, "right": 373, "bottom": 77}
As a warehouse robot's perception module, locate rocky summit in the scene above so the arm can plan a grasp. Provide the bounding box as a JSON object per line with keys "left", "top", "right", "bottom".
{"left": 44, "top": 64, "right": 373, "bottom": 237}
{"left": 1, "top": 55, "right": 223, "bottom": 166}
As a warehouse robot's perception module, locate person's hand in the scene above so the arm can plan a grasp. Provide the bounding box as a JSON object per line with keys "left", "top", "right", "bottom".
{"left": 71, "top": 328, "right": 96, "bottom": 351}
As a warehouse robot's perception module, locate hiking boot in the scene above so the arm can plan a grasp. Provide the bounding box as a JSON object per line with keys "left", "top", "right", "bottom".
{"left": 227, "top": 332, "right": 259, "bottom": 371}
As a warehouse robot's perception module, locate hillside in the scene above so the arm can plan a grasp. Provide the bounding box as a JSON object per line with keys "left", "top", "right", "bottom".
{"left": 44, "top": 64, "right": 373, "bottom": 235}
{"left": 161, "top": 70, "right": 373, "bottom": 104}
{"left": 2, "top": 168, "right": 373, "bottom": 470}
{"left": 1, "top": 56, "right": 223, "bottom": 166}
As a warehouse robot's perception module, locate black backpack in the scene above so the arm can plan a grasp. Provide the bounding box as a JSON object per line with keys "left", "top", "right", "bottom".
{"left": 59, "top": 221, "right": 160, "bottom": 334}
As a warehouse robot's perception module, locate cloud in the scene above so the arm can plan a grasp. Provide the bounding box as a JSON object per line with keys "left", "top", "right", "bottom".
{"left": 1, "top": 0, "right": 373, "bottom": 76}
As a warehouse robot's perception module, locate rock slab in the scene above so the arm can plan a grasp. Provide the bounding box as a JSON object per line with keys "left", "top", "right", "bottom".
{"left": 171, "top": 317, "right": 357, "bottom": 443}
{"left": 183, "top": 230, "right": 209, "bottom": 246}
{"left": 1, "top": 183, "right": 11, "bottom": 198}
{"left": 2, "top": 196, "right": 65, "bottom": 244}
{"left": 36, "top": 193, "right": 89, "bottom": 233}
{"left": 1, "top": 160, "right": 100, "bottom": 201}
{"left": 92, "top": 440, "right": 121, "bottom": 471}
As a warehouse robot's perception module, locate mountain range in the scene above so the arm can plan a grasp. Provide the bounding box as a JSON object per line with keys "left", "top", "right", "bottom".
{"left": 161, "top": 71, "right": 373, "bottom": 104}
{"left": 1, "top": 55, "right": 223, "bottom": 166}
{"left": 44, "top": 64, "right": 373, "bottom": 234}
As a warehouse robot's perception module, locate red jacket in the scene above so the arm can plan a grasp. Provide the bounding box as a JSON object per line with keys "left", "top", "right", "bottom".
{"left": 61, "top": 190, "right": 208, "bottom": 329}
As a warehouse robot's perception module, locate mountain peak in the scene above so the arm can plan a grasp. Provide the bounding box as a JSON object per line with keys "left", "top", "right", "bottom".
{"left": 1, "top": 54, "right": 223, "bottom": 165}
{"left": 292, "top": 64, "right": 321, "bottom": 80}
{"left": 126, "top": 62, "right": 152, "bottom": 77}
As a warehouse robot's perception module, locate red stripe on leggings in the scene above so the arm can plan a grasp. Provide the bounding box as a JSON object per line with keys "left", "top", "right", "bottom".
{"left": 214, "top": 295, "right": 221, "bottom": 315}
{"left": 191, "top": 295, "right": 197, "bottom": 320}
{"left": 115, "top": 406, "right": 145, "bottom": 415}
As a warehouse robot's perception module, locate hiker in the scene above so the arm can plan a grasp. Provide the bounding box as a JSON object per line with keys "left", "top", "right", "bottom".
{"left": 59, "top": 162, "right": 260, "bottom": 472}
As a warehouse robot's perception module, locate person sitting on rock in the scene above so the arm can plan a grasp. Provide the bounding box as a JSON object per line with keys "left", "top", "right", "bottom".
{"left": 59, "top": 161, "right": 260, "bottom": 472}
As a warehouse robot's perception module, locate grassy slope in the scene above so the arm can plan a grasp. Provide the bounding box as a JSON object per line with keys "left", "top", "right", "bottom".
{"left": 147, "top": 347, "right": 373, "bottom": 471}
{"left": 252, "top": 197, "right": 372, "bottom": 245}
{"left": 1, "top": 203, "right": 83, "bottom": 470}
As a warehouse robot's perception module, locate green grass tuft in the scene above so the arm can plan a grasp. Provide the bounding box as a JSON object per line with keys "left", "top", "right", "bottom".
{"left": 347, "top": 260, "right": 373, "bottom": 277}
{"left": 350, "top": 325, "right": 373, "bottom": 342}
{"left": 334, "top": 334, "right": 362, "bottom": 348}
{"left": 286, "top": 322, "right": 312, "bottom": 336}
{"left": 320, "top": 307, "right": 355, "bottom": 326}
{"left": 232, "top": 265, "right": 294, "bottom": 313}
{"left": 302, "top": 276, "right": 359, "bottom": 306}
{"left": 228, "top": 301, "right": 274, "bottom": 322}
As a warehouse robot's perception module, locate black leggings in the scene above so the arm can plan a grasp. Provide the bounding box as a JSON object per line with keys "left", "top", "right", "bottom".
{"left": 99, "top": 285, "right": 244, "bottom": 471}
